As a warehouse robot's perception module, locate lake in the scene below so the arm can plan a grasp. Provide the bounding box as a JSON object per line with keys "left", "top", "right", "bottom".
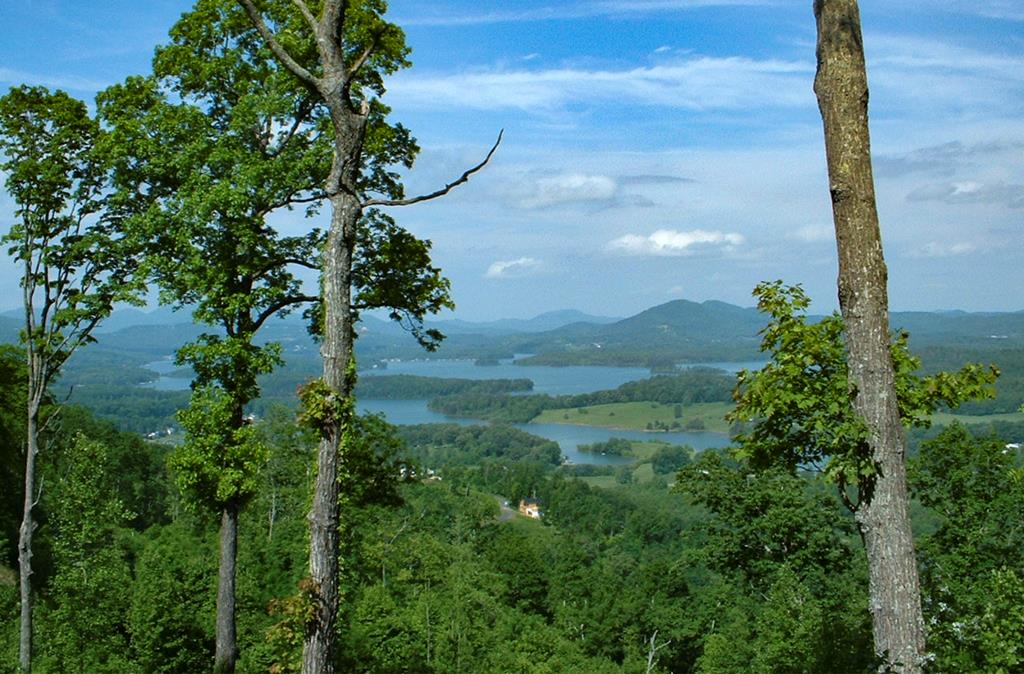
{"left": 356, "top": 359, "right": 755, "bottom": 464}
{"left": 143, "top": 356, "right": 756, "bottom": 464}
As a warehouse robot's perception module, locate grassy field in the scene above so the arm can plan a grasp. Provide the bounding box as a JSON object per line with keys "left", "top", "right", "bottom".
{"left": 534, "top": 401, "right": 733, "bottom": 433}
{"left": 580, "top": 461, "right": 659, "bottom": 488}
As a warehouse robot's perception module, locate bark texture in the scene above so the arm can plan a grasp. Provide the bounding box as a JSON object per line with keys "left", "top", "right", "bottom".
{"left": 813, "top": 1, "right": 926, "bottom": 671}
{"left": 215, "top": 503, "right": 239, "bottom": 673}
{"left": 17, "top": 403, "right": 38, "bottom": 673}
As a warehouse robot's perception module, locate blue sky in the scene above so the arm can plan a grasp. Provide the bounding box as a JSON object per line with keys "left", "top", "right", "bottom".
{"left": 1, "top": 0, "right": 1022, "bottom": 320}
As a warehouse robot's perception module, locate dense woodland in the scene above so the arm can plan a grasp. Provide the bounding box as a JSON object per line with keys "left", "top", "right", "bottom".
{"left": 2, "top": 353, "right": 1024, "bottom": 672}
{"left": 2, "top": 0, "right": 1024, "bottom": 673}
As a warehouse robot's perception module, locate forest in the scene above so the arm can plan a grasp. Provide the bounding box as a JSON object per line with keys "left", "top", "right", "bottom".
{"left": 2, "top": 1, "right": 1023, "bottom": 673}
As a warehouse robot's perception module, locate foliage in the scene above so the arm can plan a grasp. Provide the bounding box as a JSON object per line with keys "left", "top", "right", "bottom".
{"left": 729, "top": 281, "right": 997, "bottom": 491}
{"left": 577, "top": 437, "right": 634, "bottom": 456}
{"left": 676, "top": 450, "right": 874, "bottom": 673}
{"left": 650, "top": 444, "right": 693, "bottom": 475}
{"left": 36, "top": 435, "right": 137, "bottom": 673}
{"left": 128, "top": 520, "right": 216, "bottom": 673}
{"left": 398, "top": 423, "right": 562, "bottom": 468}
{"left": 0, "top": 346, "right": 25, "bottom": 564}
{"left": 171, "top": 386, "right": 267, "bottom": 510}
{"left": 0, "top": 85, "right": 140, "bottom": 381}
{"left": 429, "top": 368, "right": 734, "bottom": 424}
{"left": 296, "top": 377, "right": 347, "bottom": 431}
{"left": 910, "top": 424, "right": 1024, "bottom": 672}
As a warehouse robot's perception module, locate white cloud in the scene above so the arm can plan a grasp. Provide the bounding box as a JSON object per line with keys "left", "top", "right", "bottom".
{"left": 906, "top": 241, "right": 978, "bottom": 258}
{"left": 866, "top": 34, "right": 1024, "bottom": 114}
{"left": 886, "top": 0, "right": 1024, "bottom": 21}
{"left": 875, "top": 140, "right": 1024, "bottom": 178}
{"left": 519, "top": 173, "right": 619, "bottom": 209}
{"left": 387, "top": 56, "right": 812, "bottom": 112}
{"left": 485, "top": 257, "right": 542, "bottom": 278}
{"left": 608, "top": 228, "right": 745, "bottom": 256}
{"left": 906, "top": 180, "right": 1024, "bottom": 208}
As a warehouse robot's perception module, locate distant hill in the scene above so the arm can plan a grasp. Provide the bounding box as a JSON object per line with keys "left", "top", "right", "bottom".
{"left": 2, "top": 298, "right": 1023, "bottom": 369}
{"left": 0, "top": 316, "right": 18, "bottom": 345}
{"left": 888, "top": 310, "right": 1024, "bottom": 345}
{"left": 432, "top": 300, "right": 1024, "bottom": 367}
{"left": 501, "top": 299, "right": 767, "bottom": 366}
{"left": 431, "top": 309, "right": 621, "bottom": 336}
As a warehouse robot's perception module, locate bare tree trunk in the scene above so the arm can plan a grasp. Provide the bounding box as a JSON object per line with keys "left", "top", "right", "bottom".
{"left": 17, "top": 400, "right": 38, "bottom": 673}
{"left": 215, "top": 502, "right": 239, "bottom": 673}
{"left": 302, "top": 105, "right": 366, "bottom": 673}
{"left": 813, "top": 1, "right": 926, "bottom": 671}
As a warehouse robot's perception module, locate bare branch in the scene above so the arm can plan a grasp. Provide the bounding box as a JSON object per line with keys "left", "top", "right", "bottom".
{"left": 361, "top": 130, "right": 503, "bottom": 208}
{"left": 257, "top": 191, "right": 324, "bottom": 218}
{"left": 236, "top": 0, "right": 320, "bottom": 91}
{"left": 290, "top": 0, "right": 319, "bottom": 33}
{"left": 346, "top": 30, "right": 382, "bottom": 82}
{"left": 837, "top": 472, "right": 859, "bottom": 514}
{"left": 267, "top": 96, "right": 316, "bottom": 158}
{"left": 254, "top": 294, "right": 319, "bottom": 330}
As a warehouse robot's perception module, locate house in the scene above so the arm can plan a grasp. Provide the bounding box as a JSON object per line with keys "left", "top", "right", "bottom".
{"left": 518, "top": 498, "right": 543, "bottom": 519}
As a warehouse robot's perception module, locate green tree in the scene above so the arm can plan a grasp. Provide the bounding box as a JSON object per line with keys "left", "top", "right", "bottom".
{"left": 98, "top": 48, "right": 320, "bottom": 668}
{"left": 231, "top": 1, "right": 498, "bottom": 668}
{"left": 728, "top": 282, "right": 996, "bottom": 671}
{"left": 36, "top": 435, "right": 136, "bottom": 673}
{"left": 99, "top": 2, "right": 460, "bottom": 665}
{"left": 910, "top": 424, "right": 1024, "bottom": 672}
{"left": 0, "top": 85, "right": 139, "bottom": 672}
{"left": 129, "top": 521, "right": 217, "bottom": 674}
{"left": 677, "top": 451, "right": 873, "bottom": 673}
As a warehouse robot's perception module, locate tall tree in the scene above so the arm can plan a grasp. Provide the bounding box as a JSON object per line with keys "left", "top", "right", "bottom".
{"left": 99, "top": 1, "right": 467, "bottom": 668}
{"left": 99, "top": 44, "right": 323, "bottom": 670}
{"left": 232, "top": 1, "right": 498, "bottom": 669}
{"left": 0, "top": 85, "right": 138, "bottom": 672}
{"left": 730, "top": 281, "right": 997, "bottom": 672}
{"left": 813, "top": 1, "right": 928, "bottom": 669}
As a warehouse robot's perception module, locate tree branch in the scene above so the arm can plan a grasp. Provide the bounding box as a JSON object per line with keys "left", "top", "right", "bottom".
{"left": 236, "top": 0, "right": 319, "bottom": 91}
{"left": 267, "top": 96, "right": 316, "bottom": 158}
{"left": 837, "top": 472, "right": 859, "bottom": 514}
{"left": 346, "top": 30, "right": 382, "bottom": 82}
{"left": 361, "top": 130, "right": 503, "bottom": 208}
{"left": 254, "top": 294, "right": 319, "bottom": 330}
{"left": 290, "top": 0, "right": 319, "bottom": 34}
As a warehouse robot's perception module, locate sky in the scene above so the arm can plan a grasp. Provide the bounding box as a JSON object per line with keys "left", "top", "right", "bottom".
{"left": 0, "top": 0, "right": 1022, "bottom": 321}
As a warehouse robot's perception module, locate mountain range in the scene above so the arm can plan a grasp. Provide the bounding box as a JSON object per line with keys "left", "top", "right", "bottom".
{"left": 2, "top": 300, "right": 1022, "bottom": 368}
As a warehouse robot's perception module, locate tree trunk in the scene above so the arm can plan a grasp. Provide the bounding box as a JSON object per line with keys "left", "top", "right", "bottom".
{"left": 302, "top": 104, "right": 366, "bottom": 674}
{"left": 17, "top": 400, "right": 38, "bottom": 673}
{"left": 813, "top": 1, "right": 926, "bottom": 671}
{"left": 214, "top": 501, "right": 239, "bottom": 673}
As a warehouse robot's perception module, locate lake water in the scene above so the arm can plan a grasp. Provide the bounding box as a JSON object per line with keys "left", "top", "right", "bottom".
{"left": 356, "top": 359, "right": 750, "bottom": 463}
{"left": 140, "top": 357, "right": 189, "bottom": 391}
{"left": 143, "top": 356, "right": 753, "bottom": 463}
